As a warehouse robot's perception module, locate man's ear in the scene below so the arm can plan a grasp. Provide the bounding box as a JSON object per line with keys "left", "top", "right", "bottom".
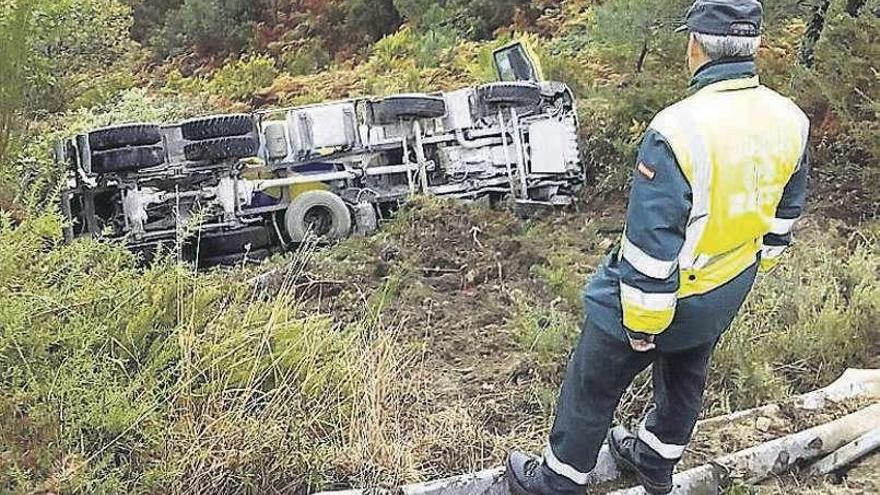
{"left": 687, "top": 34, "right": 699, "bottom": 59}
{"left": 686, "top": 34, "right": 706, "bottom": 74}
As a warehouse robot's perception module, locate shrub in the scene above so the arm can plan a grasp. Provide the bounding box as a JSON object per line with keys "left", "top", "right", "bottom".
{"left": 344, "top": 0, "right": 404, "bottom": 47}
{"left": 505, "top": 218, "right": 880, "bottom": 420}
{"left": 510, "top": 295, "right": 579, "bottom": 379}
{"left": 26, "top": 0, "right": 140, "bottom": 113}
{"left": 708, "top": 221, "right": 880, "bottom": 412}
{"left": 280, "top": 40, "right": 332, "bottom": 77}
{"left": 173, "top": 0, "right": 255, "bottom": 55}
{"left": 0, "top": 1, "right": 30, "bottom": 167}
{"left": 205, "top": 55, "right": 278, "bottom": 103}
{"left": 455, "top": 0, "right": 538, "bottom": 39}
{"left": 369, "top": 26, "right": 459, "bottom": 71}
{"left": 4, "top": 88, "right": 213, "bottom": 213}
{"left": 793, "top": 12, "right": 880, "bottom": 218}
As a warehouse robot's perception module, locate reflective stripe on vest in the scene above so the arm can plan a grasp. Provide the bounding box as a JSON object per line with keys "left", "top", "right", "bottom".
{"left": 672, "top": 107, "right": 712, "bottom": 271}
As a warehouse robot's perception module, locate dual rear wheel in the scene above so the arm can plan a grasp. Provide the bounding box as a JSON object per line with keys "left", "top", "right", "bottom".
{"left": 181, "top": 114, "right": 258, "bottom": 162}
{"left": 84, "top": 114, "right": 261, "bottom": 173}
{"left": 87, "top": 124, "right": 165, "bottom": 173}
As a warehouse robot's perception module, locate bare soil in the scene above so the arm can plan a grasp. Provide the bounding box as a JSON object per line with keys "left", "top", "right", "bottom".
{"left": 271, "top": 198, "right": 619, "bottom": 480}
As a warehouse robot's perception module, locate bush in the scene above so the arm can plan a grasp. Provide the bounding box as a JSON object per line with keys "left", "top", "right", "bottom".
{"left": 509, "top": 218, "right": 880, "bottom": 419}
{"left": 280, "top": 40, "right": 332, "bottom": 77}
{"left": 0, "top": 1, "right": 30, "bottom": 166}
{"left": 370, "top": 26, "right": 459, "bottom": 71}
{"left": 455, "top": 0, "right": 538, "bottom": 39}
{"left": 793, "top": 12, "right": 880, "bottom": 218}
{"left": 26, "top": 0, "right": 140, "bottom": 113}
{"left": 344, "top": 0, "right": 404, "bottom": 47}
{"left": 4, "top": 88, "right": 214, "bottom": 213}
{"left": 205, "top": 55, "right": 278, "bottom": 103}
{"left": 173, "top": 0, "right": 254, "bottom": 55}
{"left": 510, "top": 296, "right": 578, "bottom": 379}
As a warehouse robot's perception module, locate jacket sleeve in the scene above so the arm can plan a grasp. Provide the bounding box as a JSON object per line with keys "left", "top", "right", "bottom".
{"left": 761, "top": 147, "right": 810, "bottom": 272}
{"left": 619, "top": 129, "right": 692, "bottom": 337}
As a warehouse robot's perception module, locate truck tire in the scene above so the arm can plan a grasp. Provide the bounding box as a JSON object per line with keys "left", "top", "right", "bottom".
{"left": 181, "top": 114, "right": 254, "bottom": 140}
{"left": 196, "top": 226, "right": 272, "bottom": 257}
{"left": 91, "top": 145, "right": 165, "bottom": 173}
{"left": 284, "top": 190, "right": 352, "bottom": 243}
{"left": 183, "top": 136, "right": 258, "bottom": 162}
{"left": 477, "top": 82, "right": 542, "bottom": 107}
{"left": 88, "top": 124, "right": 162, "bottom": 152}
{"left": 370, "top": 94, "right": 447, "bottom": 125}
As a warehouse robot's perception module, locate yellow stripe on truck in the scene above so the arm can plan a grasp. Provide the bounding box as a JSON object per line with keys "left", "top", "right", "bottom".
{"left": 262, "top": 181, "right": 329, "bottom": 200}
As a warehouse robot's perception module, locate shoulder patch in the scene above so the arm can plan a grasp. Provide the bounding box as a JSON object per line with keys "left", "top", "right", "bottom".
{"left": 637, "top": 161, "right": 656, "bottom": 180}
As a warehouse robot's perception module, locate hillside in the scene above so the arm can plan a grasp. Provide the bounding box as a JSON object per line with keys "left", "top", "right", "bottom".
{"left": 1, "top": 0, "right": 879, "bottom": 494}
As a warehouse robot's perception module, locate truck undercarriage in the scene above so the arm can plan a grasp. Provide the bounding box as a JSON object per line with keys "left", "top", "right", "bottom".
{"left": 58, "top": 43, "right": 584, "bottom": 265}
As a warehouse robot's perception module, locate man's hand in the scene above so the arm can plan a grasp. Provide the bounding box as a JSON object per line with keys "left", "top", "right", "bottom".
{"left": 628, "top": 334, "right": 656, "bottom": 352}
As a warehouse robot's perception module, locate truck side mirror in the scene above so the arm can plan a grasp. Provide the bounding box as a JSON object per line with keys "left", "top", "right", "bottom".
{"left": 493, "top": 42, "right": 540, "bottom": 82}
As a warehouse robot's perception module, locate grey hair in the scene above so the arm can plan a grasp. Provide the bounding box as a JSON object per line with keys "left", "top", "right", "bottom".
{"left": 692, "top": 32, "right": 761, "bottom": 60}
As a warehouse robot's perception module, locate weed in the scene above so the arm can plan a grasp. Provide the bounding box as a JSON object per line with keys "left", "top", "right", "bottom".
{"left": 509, "top": 295, "right": 578, "bottom": 380}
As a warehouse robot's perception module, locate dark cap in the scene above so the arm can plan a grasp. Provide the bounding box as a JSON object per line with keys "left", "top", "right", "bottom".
{"left": 674, "top": 0, "right": 763, "bottom": 37}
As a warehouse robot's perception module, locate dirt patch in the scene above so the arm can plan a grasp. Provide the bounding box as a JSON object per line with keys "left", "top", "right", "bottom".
{"left": 262, "top": 197, "right": 609, "bottom": 480}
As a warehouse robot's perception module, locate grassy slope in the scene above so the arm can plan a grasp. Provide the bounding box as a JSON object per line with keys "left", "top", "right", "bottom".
{"left": 2, "top": 199, "right": 877, "bottom": 494}
{"left": 1, "top": 2, "right": 878, "bottom": 494}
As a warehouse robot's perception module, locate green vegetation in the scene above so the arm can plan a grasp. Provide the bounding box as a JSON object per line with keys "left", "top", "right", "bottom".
{"left": 0, "top": 1, "right": 29, "bottom": 165}
{"left": 0, "top": 213, "right": 409, "bottom": 493}
{"left": 710, "top": 222, "right": 880, "bottom": 410}
{"left": 0, "top": 0, "right": 878, "bottom": 492}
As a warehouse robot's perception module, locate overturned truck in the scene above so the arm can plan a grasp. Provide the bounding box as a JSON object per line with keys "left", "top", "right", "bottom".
{"left": 58, "top": 43, "right": 583, "bottom": 265}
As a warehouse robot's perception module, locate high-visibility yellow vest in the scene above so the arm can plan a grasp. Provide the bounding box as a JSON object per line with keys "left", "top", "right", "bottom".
{"left": 649, "top": 76, "right": 809, "bottom": 298}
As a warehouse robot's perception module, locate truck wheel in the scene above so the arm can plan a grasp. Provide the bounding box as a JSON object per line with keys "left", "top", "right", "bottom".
{"left": 88, "top": 124, "right": 162, "bottom": 152}
{"left": 196, "top": 226, "right": 272, "bottom": 257}
{"left": 181, "top": 114, "right": 254, "bottom": 140}
{"left": 183, "top": 136, "right": 258, "bottom": 162}
{"left": 284, "top": 190, "right": 352, "bottom": 243}
{"left": 477, "top": 82, "right": 542, "bottom": 107}
{"left": 91, "top": 145, "right": 165, "bottom": 173}
{"left": 370, "top": 94, "right": 447, "bottom": 125}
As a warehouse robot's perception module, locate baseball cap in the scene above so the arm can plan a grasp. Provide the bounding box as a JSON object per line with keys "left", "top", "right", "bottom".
{"left": 674, "top": 0, "right": 763, "bottom": 36}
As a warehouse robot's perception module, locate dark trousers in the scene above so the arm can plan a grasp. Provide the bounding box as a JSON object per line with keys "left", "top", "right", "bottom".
{"left": 543, "top": 321, "right": 718, "bottom": 485}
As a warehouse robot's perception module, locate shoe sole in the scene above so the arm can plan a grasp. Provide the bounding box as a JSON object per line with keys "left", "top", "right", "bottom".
{"left": 504, "top": 455, "right": 532, "bottom": 495}
{"left": 607, "top": 430, "right": 673, "bottom": 495}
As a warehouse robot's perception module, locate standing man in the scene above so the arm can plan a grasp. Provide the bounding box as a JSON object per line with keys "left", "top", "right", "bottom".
{"left": 505, "top": 1, "right": 810, "bottom": 494}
